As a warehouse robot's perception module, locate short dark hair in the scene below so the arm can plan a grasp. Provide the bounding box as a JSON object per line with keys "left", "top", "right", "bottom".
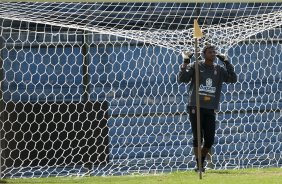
{"left": 202, "top": 45, "right": 216, "bottom": 55}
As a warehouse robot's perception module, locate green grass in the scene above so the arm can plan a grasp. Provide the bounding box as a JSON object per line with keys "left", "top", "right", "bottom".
{"left": 1, "top": 168, "right": 282, "bottom": 184}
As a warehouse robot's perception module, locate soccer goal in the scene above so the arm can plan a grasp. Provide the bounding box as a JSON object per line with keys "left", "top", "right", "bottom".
{"left": 0, "top": 1, "right": 281, "bottom": 178}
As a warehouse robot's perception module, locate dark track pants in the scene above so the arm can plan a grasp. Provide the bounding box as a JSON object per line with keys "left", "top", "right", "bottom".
{"left": 188, "top": 107, "right": 216, "bottom": 149}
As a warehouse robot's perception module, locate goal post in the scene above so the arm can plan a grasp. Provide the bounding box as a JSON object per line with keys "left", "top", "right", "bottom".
{"left": 0, "top": 1, "right": 281, "bottom": 178}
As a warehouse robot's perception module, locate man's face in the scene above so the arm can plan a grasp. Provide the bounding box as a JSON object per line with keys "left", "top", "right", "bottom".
{"left": 204, "top": 47, "right": 217, "bottom": 61}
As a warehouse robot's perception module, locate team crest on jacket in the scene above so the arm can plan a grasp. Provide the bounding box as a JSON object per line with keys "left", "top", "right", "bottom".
{"left": 199, "top": 78, "right": 216, "bottom": 94}
{"left": 206, "top": 78, "right": 212, "bottom": 87}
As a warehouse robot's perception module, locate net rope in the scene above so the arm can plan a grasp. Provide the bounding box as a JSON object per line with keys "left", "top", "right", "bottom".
{"left": 1, "top": 2, "right": 282, "bottom": 51}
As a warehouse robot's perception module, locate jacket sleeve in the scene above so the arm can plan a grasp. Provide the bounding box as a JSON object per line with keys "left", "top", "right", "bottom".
{"left": 222, "top": 62, "right": 237, "bottom": 83}
{"left": 178, "top": 63, "right": 195, "bottom": 83}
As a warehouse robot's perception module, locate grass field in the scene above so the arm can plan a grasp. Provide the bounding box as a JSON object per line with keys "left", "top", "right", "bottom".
{"left": 0, "top": 167, "right": 281, "bottom": 184}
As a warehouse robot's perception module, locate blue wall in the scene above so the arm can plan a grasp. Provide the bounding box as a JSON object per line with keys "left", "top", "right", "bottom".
{"left": 2, "top": 43, "right": 179, "bottom": 104}
{"left": 2, "top": 41, "right": 281, "bottom": 109}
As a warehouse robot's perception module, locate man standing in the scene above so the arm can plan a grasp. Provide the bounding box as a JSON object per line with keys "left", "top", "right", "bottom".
{"left": 178, "top": 45, "right": 237, "bottom": 172}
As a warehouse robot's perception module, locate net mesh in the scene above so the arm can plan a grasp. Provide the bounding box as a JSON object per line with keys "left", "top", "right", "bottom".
{"left": 0, "top": 2, "right": 281, "bottom": 178}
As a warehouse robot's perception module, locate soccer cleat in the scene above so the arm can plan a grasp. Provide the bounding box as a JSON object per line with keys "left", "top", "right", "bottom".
{"left": 194, "top": 167, "right": 206, "bottom": 173}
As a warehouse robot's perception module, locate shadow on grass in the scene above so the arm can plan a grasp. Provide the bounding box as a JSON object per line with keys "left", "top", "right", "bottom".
{"left": 207, "top": 170, "right": 234, "bottom": 174}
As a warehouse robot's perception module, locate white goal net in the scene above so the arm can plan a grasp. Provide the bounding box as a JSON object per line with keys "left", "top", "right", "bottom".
{"left": 0, "top": 2, "right": 281, "bottom": 178}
